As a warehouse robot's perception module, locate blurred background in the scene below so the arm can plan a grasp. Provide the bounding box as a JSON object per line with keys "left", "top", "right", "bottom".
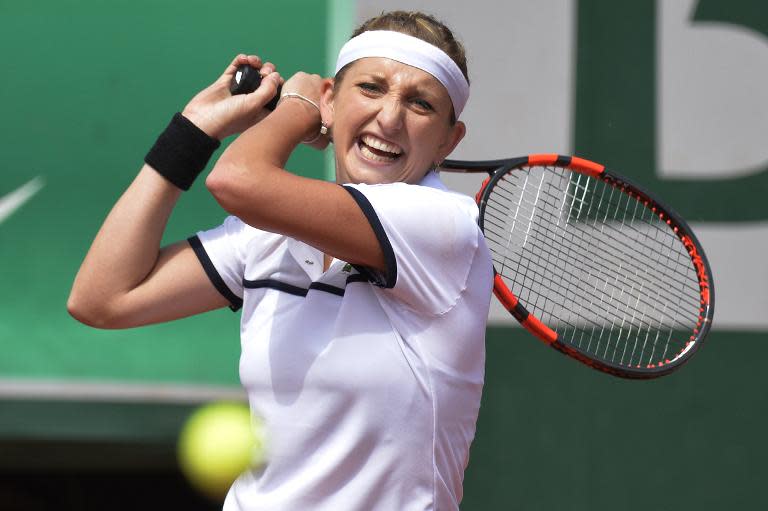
{"left": 1, "top": 0, "right": 766, "bottom": 509}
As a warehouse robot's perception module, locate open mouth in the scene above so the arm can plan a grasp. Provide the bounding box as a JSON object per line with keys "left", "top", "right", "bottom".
{"left": 357, "top": 134, "right": 403, "bottom": 163}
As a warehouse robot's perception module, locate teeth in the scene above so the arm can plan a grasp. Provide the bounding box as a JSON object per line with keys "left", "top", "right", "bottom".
{"left": 361, "top": 134, "right": 402, "bottom": 155}
{"left": 360, "top": 143, "right": 396, "bottom": 162}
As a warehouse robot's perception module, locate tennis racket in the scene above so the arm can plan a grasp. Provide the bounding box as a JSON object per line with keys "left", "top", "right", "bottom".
{"left": 440, "top": 155, "right": 714, "bottom": 379}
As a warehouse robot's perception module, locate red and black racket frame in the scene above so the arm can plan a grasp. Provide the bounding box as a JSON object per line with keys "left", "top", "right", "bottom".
{"left": 441, "top": 154, "right": 715, "bottom": 379}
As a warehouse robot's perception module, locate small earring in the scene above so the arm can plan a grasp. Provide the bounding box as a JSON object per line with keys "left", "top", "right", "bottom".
{"left": 324, "top": 122, "right": 333, "bottom": 142}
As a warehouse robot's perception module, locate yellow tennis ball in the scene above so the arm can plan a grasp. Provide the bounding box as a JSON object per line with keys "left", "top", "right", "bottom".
{"left": 177, "top": 401, "right": 266, "bottom": 500}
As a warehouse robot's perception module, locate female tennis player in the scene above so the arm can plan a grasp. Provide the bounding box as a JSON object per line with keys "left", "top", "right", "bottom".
{"left": 68, "top": 11, "right": 492, "bottom": 510}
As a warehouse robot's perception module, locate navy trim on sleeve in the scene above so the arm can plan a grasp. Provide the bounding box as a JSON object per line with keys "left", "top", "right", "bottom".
{"left": 341, "top": 185, "right": 397, "bottom": 288}
{"left": 187, "top": 235, "right": 243, "bottom": 312}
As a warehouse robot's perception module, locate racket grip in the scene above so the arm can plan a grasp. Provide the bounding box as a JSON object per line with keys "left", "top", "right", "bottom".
{"left": 229, "top": 64, "right": 282, "bottom": 110}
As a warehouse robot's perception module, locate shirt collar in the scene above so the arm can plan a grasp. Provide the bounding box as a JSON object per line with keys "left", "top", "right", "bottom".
{"left": 418, "top": 171, "right": 448, "bottom": 190}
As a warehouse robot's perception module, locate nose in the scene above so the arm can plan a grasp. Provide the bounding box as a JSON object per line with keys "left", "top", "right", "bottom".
{"left": 376, "top": 95, "right": 404, "bottom": 133}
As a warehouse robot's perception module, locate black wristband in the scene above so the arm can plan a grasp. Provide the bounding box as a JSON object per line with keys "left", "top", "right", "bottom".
{"left": 144, "top": 113, "right": 221, "bottom": 191}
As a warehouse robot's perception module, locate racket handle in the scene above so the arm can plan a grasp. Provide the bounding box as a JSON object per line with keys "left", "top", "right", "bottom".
{"left": 229, "top": 64, "right": 281, "bottom": 110}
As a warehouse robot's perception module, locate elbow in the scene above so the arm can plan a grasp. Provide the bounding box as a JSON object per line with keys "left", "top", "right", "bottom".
{"left": 66, "top": 292, "right": 103, "bottom": 328}
{"left": 206, "top": 161, "right": 242, "bottom": 214}
{"left": 204, "top": 171, "right": 230, "bottom": 208}
{"left": 66, "top": 290, "right": 119, "bottom": 329}
{"left": 207, "top": 159, "right": 273, "bottom": 218}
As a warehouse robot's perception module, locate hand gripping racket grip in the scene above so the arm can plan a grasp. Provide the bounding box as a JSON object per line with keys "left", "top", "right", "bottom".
{"left": 229, "top": 64, "right": 282, "bottom": 110}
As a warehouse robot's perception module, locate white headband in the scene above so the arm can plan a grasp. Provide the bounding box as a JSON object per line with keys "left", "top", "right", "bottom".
{"left": 334, "top": 30, "right": 470, "bottom": 118}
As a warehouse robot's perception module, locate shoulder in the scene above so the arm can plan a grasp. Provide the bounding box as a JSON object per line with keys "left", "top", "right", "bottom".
{"left": 193, "top": 215, "right": 289, "bottom": 270}
{"left": 343, "top": 173, "right": 480, "bottom": 227}
{"left": 342, "top": 174, "right": 487, "bottom": 314}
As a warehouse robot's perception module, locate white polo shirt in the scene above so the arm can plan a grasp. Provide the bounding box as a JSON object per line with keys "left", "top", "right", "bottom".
{"left": 189, "top": 172, "right": 493, "bottom": 511}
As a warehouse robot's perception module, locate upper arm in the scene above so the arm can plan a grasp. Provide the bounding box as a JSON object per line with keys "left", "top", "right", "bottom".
{"left": 110, "top": 214, "right": 257, "bottom": 327}
{"left": 206, "top": 167, "right": 386, "bottom": 271}
{"left": 72, "top": 240, "right": 230, "bottom": 329}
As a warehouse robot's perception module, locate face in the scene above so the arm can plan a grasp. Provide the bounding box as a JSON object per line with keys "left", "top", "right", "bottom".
{"left": 320, "top": 57, "right": 466, "bottom": 185}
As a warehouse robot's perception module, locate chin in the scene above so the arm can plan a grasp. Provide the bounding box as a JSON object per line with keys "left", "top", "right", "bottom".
{"left": 338, "top": 166, "right": 392, "bottom": 186}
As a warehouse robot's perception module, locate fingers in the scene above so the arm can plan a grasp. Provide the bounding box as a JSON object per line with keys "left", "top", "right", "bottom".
{"left": 243, "top": 70, "right": 282, "bottom": 110}
{"left": 260, "top": 61, "right": 276, "bottom": 77}
{"left": 219, "top": 54, "right": 264, "bottom": 84}
{"left": 241, "top": 55, "right": 261, "bottom": 72}
{"left": 225, "top": 54, "right": 259, "bottom": 75}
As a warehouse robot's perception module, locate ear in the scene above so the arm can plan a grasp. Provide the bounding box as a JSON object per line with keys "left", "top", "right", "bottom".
{"left": 436, "top": 121, "right": 466, "bottom": 163}
{"left": 319, "top": 78, "right": 335, "bottom": 127}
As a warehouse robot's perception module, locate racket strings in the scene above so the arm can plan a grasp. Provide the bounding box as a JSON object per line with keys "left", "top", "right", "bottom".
{"left": 489, "top": 183, "right": 699, "bottom": 321}
{"left": 489, "top": 225, "right": 693, "bottom": 358}
{"left": 484, "top": 165, "right": 702, "bottom": 368}
{"left": 503, "top": 176, "right": 697, "bottom": 317}
{"left": 586, "top": 181, "right": 696, "bottom": 293}
{"left": 549, "top": 188, "right": 700, "bottom": 317}
{"left": 504, "top": 173, "right": 697, "bottom": 302}
{"left": 491, "top": 216, "right": 682, "bottom": 368}
{"left": 496, "top": 171, "right": 700, "bottom": 364}
{"left": 504, "top": 182, "right": 697, "bottom": 364}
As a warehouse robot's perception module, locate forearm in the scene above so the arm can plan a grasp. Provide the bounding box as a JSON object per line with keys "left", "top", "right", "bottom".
{"left": 218, "top": 99, "right": 316, "bottom": 170}
{"left": 69, "top": 54, "right": 284, "bottom": 327}
{"left": 68, "top": 165, "right": 181, "bottom": 319}
{"left": 205, "top": 99, "right": 319, "bottom": 223}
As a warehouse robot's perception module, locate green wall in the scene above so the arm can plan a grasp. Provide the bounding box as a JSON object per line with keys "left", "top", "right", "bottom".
{"left": 0, "top": 0, "right": 327, "bottom": 385}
